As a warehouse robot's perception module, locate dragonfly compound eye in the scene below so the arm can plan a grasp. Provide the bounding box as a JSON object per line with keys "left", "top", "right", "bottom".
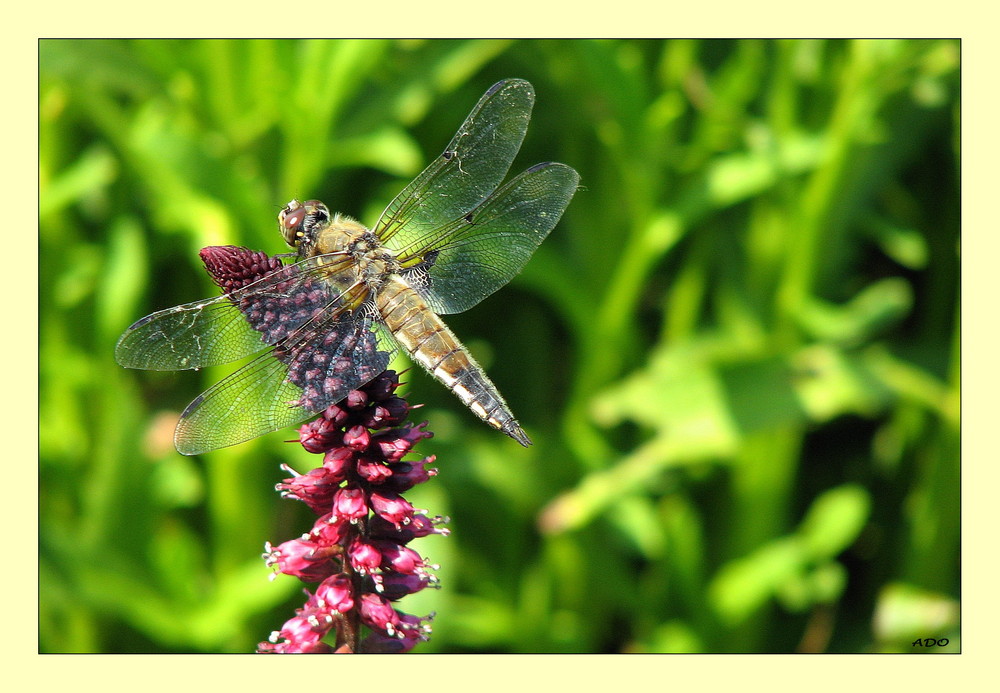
{"left": 279, "top": 200, "right": 306, "bottom": 247}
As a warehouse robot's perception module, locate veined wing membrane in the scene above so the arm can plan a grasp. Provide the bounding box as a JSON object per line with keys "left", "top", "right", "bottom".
{"left": 115, "top": 253, "right": 357, "bottom": 371}
{"left": 375, "top": 79, "right": 535, "bottom": 249}
{"left": 398, "top": 162, "right": 580, "bottom": 315}
{"left": 115, "top": 295, "right": 271, "bottom": 371}
{"left": 174, "top": 350, "right": 306, "bottom": 455}
{"left": 174, "top": 312, "right": 396, "bottom": 455}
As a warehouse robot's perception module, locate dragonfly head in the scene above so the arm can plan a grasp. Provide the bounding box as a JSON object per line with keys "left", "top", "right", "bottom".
{"left": 279, "top": 199, "right": 332, "bottom": 252}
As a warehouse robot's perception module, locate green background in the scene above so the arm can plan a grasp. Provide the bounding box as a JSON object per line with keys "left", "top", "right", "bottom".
{"left": 39, "top": 39, "right": 959, "bottom": 653}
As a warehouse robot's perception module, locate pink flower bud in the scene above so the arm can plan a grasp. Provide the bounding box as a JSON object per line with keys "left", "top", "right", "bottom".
{"left": 374, "top": 541, "right": 424, "bottom": 574}
{"left": 347, "top": 538, "right": 382, "bottom": 574}
{"left": 357, "top": 456, "right": 392, "bottom": 484}
{"left": 265, "top": 538, "right": 338, "bottom": 581}
{"left": 369, "top": 492, "right": 414, "bottom": 526}
{"left": 359, "top": 593, "right": 401, "bottom": 634}
{"left": 343, "top": 425, "right": 371, "bottom": 451}
{"left": 316, "top": 574, "right": 355, "bottom": 614}
{"left": 332, "top": 485, "right": 368, "bottom": 521}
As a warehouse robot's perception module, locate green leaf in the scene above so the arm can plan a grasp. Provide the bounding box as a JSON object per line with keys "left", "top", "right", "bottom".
{"left": 798, "top": 484, "right": 872, "bottom": 560}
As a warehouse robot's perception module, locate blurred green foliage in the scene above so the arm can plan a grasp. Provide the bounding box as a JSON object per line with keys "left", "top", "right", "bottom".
{"left": 39, "top": 39, "right": 959, "bottom": 653}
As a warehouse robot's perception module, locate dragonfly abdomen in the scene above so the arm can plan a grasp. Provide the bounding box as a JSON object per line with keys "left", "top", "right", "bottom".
{"left": 376, "top": 276, "right": 531, "bottom": 446}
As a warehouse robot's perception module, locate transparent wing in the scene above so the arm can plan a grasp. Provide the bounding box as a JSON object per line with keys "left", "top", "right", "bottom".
{"left": 174, "top": 311, "right": 397, "bottom": 455}
{"left": 374, "top": 78, "right": 535, "bottom": 249}
{"left": 115, "top": 294, "right": 268, "bottom": 370}
{"left": 396, "top": 162, "right": 580, "bottom": 315}
{"left": 115, "top": 254, "right": 358, "bottom": 371}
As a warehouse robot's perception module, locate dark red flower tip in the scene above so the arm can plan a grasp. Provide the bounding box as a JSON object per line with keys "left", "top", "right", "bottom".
{"left": 200, "top": 246, "right": 284, "bottom": 292}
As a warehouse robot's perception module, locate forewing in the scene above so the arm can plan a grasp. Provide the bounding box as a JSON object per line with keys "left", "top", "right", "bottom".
{"left": 173, "top": 310, "right": 397, "bottom": 455}
{"left": 115, "top": 294, "right": 271, "bottom": 370}
{"left": 397, "top": 162, "right": 580, "bottom": 315}
{"left": 374, "top": 79, "right": 535, "bottom": 249}
{"left": 115, "top": 255, "right": 356, "bottom": 371}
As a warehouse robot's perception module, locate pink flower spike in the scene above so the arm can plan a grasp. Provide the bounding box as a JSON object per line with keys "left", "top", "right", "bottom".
{"left": 255, "top": 365, "right": 439, "bottom": 652}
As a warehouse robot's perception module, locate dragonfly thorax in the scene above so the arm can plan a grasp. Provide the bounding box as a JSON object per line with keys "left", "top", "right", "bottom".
{"left": 281, "top": 198, "right": 400, "bottom": 293}
{"left": 309, "top": 216, "right": 370, "bottom": 256}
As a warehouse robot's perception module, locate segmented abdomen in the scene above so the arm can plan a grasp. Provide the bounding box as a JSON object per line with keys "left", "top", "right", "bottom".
{"left": 376, "top": 276, "right": 531, "bottom": 446}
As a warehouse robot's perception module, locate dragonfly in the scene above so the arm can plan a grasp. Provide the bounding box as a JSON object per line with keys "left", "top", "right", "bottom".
{"left": 115, "top": 78, "right": 580, "bottom": 455}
